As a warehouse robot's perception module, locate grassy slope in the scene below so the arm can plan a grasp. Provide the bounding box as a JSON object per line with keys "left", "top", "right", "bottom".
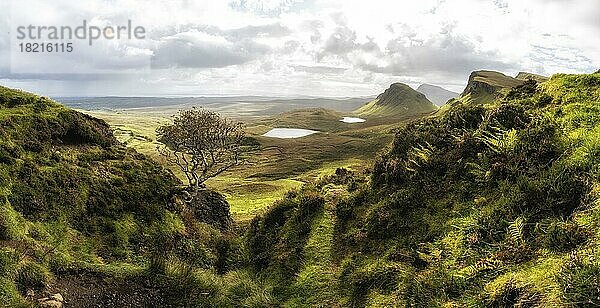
{"left": 516, "top": 72, "right": 549, "bottom": 83}
{"left": 243, "top": 72, "right": 600, "bottom": 307}
{"left": 0, "top": 86, "right": 185, "bottom": 306}
{"left": 285, "top": 184, "right": 342, "bottom": 307}
{"left": 0, "top": 86, "right": 286, "bottom": 307}
{"left": 356, "top": 83, "right": 437, "bottom": 118}
{"left": 329, "top": 72, "right": 600, "bottom": 306}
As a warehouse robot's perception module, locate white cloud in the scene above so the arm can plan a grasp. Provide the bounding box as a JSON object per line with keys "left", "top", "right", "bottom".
{"left": 0, "top": 0, "right": 599, "bottom": 96}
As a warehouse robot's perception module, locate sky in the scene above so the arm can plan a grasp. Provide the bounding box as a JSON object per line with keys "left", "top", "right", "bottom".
{"left": 0, "top": 0, "right": 599, "bottom": 97}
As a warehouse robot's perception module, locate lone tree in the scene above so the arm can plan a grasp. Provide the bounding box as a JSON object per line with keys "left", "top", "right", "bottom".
{"left": 157, "top": 108, "right": 246, "bottom": 189}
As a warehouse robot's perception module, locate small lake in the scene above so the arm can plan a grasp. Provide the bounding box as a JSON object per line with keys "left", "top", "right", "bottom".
{"left": 262, "top": 128, "right": 318, "bottom": 139}
{"left": 340, "top": 117, "right": 366, "bottom": 123}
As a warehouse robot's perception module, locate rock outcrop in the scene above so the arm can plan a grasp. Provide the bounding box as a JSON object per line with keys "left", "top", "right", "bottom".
{"left": 515, "top": 72, "right": 549, "bottom": 83}
{"left": 459, "top": 70, "right": 525, "bottom": 104}
{"left": 38, "top": 293, "right": 64, "bottom": 308}
{"left": 178, "top": 188, "right": 233, "bottom": 230}
{"left": 461, "top": 71, "right": 524, "bottom": 97}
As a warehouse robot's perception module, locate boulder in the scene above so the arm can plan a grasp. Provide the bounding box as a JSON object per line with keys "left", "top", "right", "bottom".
{"left": 50, "top": 293, "right": 64, "bottom": 302}
{"left": 178, "top": 188, "right": 233, "bottom": 230}
{"left": 39, "top": 300, "right": 62, "bottom": 308}
{"left": 38, "top": 293, "right": 64, "bottom": 308}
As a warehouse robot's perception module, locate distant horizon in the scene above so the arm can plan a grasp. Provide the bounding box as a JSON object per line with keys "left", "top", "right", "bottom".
{"left": 34, "top": 79, "right": 465, "bottom": 98}
{"left": 32, "top": 78, "right": 470, "bottom": 98}
{"left": 51, "top": 94, "right": 378, "bottom": 99}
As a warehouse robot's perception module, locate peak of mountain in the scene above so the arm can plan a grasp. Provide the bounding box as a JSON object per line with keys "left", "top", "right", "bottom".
{"left": 356, "top": 83, "right": 437, "bottom": 117}
{"left": 376, "top": 83, "right": 428, "bottom": 106}
{"left": 459, "top": 70, "right": 525, "bottom": 104}
{"left": 515, "top": 72, "right": 549, "bottom": 82}
{"left": 416, "top": 84, "right": 459, "bottom": 107}
{"left": 463, "top": 70, "right": 524, "bottom": 92}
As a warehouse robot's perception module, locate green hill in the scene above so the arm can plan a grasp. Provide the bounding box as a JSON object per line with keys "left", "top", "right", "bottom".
{"left": 0, "top": 86, "right": 257, "bottom": 307}
{"left": 258, "top": 107, "right": 347, "bottom": 132}
{"left": 458, "top": 70, "right": 525, "bottom": 105}
{"left": 356, "top": 83, "right": 437, "bottom": 118}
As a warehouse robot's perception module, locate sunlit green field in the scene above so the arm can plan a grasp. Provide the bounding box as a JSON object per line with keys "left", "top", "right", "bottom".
{"left": 83, "top": 107, "right": 398, "bottom": 220}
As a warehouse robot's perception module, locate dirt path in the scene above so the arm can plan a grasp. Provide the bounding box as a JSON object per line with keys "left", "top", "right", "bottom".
{"left": 46, "top": 271, "right": 167, "bottom": 307}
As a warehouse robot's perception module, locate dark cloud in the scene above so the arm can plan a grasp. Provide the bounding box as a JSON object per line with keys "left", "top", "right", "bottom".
{"left": 148, "top": 23, "right": 291, "bottom": 40}
{"left": 151, "top": 33, "right": 271, "bottom": 69}
{"left": 148, "top": 22, "right": 289, "bottom": 69}
{"left": 363, "top": 34, "right": 516, "bottom": 76}
{"left": 318, "top": 26, "right": 358, "bottom": 60}
{"left": 0, "top": 72, "right": 123, "bottom": 81}
{"left": 316, "top": 21, "right": 516, "bottom": 80}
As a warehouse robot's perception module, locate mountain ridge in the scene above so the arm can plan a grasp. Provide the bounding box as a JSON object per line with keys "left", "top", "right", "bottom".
{"left": 458, "top": 70, "right": 525, "bottom": 104}
{"left": 356, "top": 83, "right": 437, "bottom": 117}
{"left": 515, "top": 72, "right": 549, "bottom": 82}
{"left": 416, "top": 83, "right": 459, "bottom": 106}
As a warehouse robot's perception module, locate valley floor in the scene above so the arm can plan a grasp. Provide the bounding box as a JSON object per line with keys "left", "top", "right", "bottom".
{"left": 83, "top": 107, "right": 396, "bottom": 221}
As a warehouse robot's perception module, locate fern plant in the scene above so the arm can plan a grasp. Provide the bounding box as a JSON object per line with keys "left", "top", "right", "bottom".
{"left": 508, "top": 217, "right": 526, "bottom": 245}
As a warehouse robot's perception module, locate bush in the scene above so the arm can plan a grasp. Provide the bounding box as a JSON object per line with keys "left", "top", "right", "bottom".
{"left": 483, "top": 103, "right": 530, "bottom": 130}
{"left": 56, "top": 110, "right": 116, "bottom": 147}
{"left": 442, "top": 103, "right": 486, "bottom": 130}
{"left": 505, "top": 79, "right": 539, "bottom": 101}
{"left": 15, "top": 261, "right": 51, "bottom": 292}
{"left": 535, "top": 220, "right": 589, "bottom": 252}
{"left": 339, "top": 257, "right": 406, "bottom": 306}
{"left": 485, "top": 279, "right": 540, "bottom": 307}
{"left": 536, "top": 93, "right": 553, "bottom": 106}
{"left": 404, "top": 267, "right": 468, "bottom": 306}
{"left": 0, "top": 248, "right": 20, "bottom": 277}
{"left": 0, "top": 86, "right": 41, "bottom": 108}
{"left": 558, "top": 256, "right": 600, "bottom": 306}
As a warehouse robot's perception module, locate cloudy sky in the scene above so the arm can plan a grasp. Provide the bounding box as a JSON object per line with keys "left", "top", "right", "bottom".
{"left": 0, "top": 0, "right": 599, "bottom": 97}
